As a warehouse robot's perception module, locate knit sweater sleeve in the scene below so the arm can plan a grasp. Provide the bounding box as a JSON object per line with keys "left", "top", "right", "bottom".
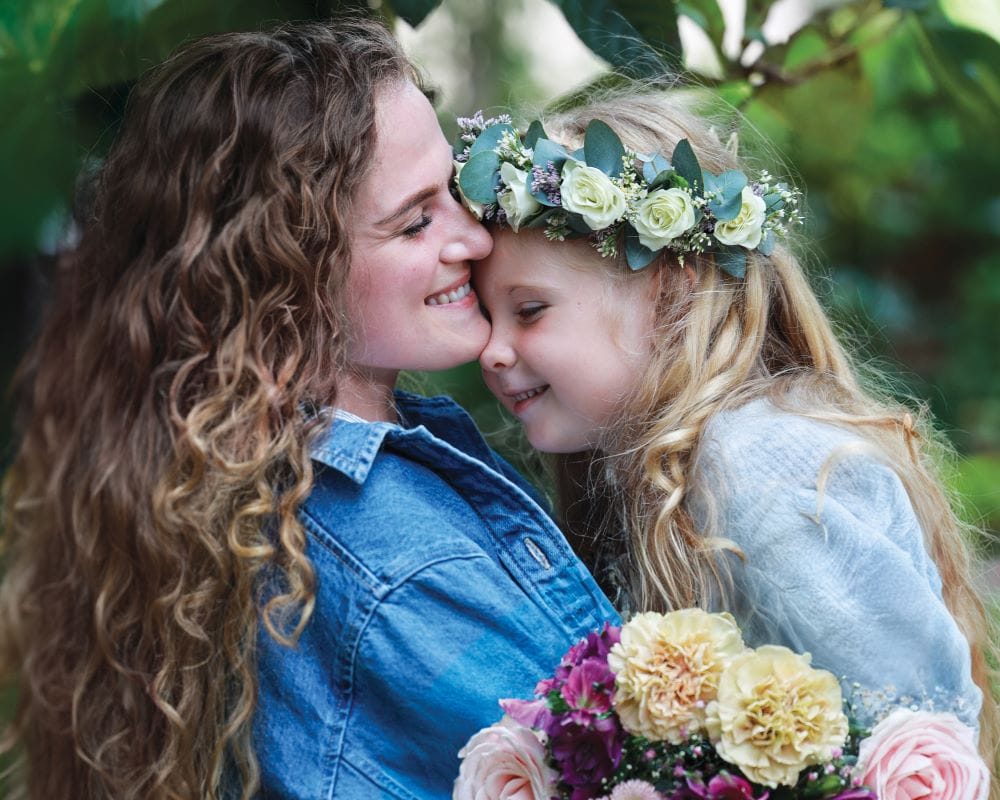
{"left": 696, "top": 402, "right": 982, "bottom": 730}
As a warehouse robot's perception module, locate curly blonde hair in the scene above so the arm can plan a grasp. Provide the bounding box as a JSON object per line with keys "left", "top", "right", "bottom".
{"left": 0, "top": 19, "right": 415, "bottom": 799}
{"left": 541, "top": 89, "right": 999, "bottom": 781}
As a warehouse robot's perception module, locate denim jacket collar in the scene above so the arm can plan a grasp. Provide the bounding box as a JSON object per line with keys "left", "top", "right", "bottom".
{"left": 309, "top": 391, "right": 496, "bottom": 485}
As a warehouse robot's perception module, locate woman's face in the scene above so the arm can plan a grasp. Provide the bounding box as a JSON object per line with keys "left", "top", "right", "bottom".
{"left": 347, "top": 82, "right": 493, "bottom": 385}
{"left": 476, "top": 230, "right": 654, "bottom": 453}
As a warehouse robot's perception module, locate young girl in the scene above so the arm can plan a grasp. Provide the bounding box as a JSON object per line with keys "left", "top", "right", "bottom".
{"left": 0, "top": 20, "right": 615, "bottom": 800}
{"left": 460, "top": 92, "right": 998, "bottom": 767}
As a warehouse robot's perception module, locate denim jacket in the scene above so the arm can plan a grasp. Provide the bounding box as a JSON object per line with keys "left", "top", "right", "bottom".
{"left": 253, "top": 392, "right": 618, "bottom": 799}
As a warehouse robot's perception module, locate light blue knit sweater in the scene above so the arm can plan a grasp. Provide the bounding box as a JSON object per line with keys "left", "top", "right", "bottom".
{"left": 692, "top": 399, "right": 982, "bottom": 731}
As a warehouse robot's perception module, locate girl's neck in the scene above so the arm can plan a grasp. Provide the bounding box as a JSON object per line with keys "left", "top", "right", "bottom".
{"left": 337, "top": 369, "right": 399, "bottom": 423}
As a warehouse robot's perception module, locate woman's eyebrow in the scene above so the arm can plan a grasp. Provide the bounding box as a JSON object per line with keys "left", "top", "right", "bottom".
{"left": 375, "top": 186, "right": 437, "bottom": 227}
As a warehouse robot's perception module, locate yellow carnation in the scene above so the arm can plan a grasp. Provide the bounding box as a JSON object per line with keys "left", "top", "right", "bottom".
{"left": 608, "top": 609, "right": 745, "bottom": 743}
{"left": 705, "top": 645, "right": 849, "bottom": 788}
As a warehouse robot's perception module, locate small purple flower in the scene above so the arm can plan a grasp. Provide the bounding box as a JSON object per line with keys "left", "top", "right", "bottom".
{"left": 682, "top": 773, "right": 769, "bottom": 800}
{"left": 829, "top": 790, "right": 878, "bottom": 800}
{"left": 550, "top": 719, "right": 624, "bottom": 799}
{"left": 530, "top": 162, "right": 563, "bottom": 206}
{"left": 500, "top": 697, "right": 551, "bottom": 730}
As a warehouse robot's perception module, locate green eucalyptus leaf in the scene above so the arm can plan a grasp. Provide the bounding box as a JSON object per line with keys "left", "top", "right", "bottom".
{"left": 531, "top": 137, "right": 570, "bottom": 171}
{"left": 525, "top": 120, "right": 547, "bottom": 149}
{"left": 763, "top": 190, "right": 786, "bottom": 213}
{"left": 714, "top": 247, "right": 746, "bottom": 278}
{"left": 648, "top": 169, "right": 676, "bottom": 190}
{"left": 625, "top": 228, "right": 658, "bottom": 270}
{"left": 565, "top": 212, "right": 594, "bottom": 235}
{"left": 469, "top": 123, "right": 515, "bottom": 157}
{"left": 642, "top": 153, "right": 671, "bottom": 183}
{"left": 524, "top": 208, "right": 561, "bottom": 229}
{"left": 758, "top": 229, "right": 775, "bottom": 256}
{"left": 671, "top": 138, "right": 703, "bottom": 196}
{"left": 705, "top": 169, "right": 747, "bottom": 221}
{"left": 458, "top": 151, "right": 501, "bottom": 204}
{"left": 583, "top": 118, "right": 626, "bottom": 177}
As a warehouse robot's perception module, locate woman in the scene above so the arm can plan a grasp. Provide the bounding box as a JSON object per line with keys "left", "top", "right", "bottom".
{"left": 0, "top": 19, "right": 615, "bottom": 800}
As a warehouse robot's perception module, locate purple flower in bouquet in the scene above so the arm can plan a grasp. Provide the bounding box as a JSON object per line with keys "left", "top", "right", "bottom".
{"left": 561, "top": 654, "right": 616, "bottom": 723}
{"left": 557, "top": 623, "right": 621, "bottom": 678}
{"left": 829, "top": 790, "right": 877, "bottom": 800}
{"left": 679, "top": 772, "right": 769, "bottom": 800}
{"left": 550, "top": 717, "right": 625, "bottom": 800}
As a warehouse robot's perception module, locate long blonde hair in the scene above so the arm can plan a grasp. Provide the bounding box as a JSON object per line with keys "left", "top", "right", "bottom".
{"left": 0, "top": 19, "right": 414, "bottom": 799}
{"left": 542, "top": 89, "right": 999, "bottom": 775}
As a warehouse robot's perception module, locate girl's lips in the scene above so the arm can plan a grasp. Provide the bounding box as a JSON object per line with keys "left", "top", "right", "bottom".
{"left": 511, "top": 385, "right": 548, "bottom": 414}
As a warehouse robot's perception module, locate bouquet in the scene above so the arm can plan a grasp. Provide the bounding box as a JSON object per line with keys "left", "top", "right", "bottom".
{"left": 454, "top": 609, "right": 990, "bottom": 800}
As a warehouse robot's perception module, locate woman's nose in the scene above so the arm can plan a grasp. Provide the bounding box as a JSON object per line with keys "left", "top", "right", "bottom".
{"left": 440, "top": 201, "right": 493, "bottom": 264}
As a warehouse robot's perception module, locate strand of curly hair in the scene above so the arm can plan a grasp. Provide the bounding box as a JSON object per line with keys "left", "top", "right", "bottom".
{"left": 0, "top": 19, "right": 413, "bottom": 799}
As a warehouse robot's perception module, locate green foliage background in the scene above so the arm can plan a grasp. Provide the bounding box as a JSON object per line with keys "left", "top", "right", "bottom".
{"left": 0, "top": 0, "right": 998, "bottom": 786}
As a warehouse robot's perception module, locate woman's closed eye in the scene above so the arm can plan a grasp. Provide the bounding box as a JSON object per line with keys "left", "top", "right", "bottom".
{"left": 402, "top": 214, "right": 432, "bottom": 238}
{"left": 515, "top": 302, "right": 547, "bottom": 323}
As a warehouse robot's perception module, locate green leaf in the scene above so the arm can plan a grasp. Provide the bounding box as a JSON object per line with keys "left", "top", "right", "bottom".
{"left": 390, "top": 0, "right": 443, "bottom": 27}
{"left": 758, "top": 229, "right": 775, "bottom": 256}
{"left": 583, "top": 118, "right": 626, "bottom": 176}
{"left": 525, "top": 120, "right": 547, "bottom": 150}
{"left": 469, "top": 123, "right": 515, "bottom": 157}
{"left": 763, "top": 189, "right": 786, "bottom": 213}
{"left": 671, "top": 138, "right": 704, "bottom": 196}
{"left": 677, "top": 0, "right": 727, "bottom": 49}
{"left": 883, "top": 0, "right": 930, "bottom": 8}
{"left": 458, "top": 151, "right": 501, "bottom": 204}
{"left": 642, "top": 153, "right": 671, "bottom": 183}
{"left": 546, "top": 0, "right": 683, "bottom": 74}
{"left": 713, "top": 247, "right": 746, "bottom": 278}
{"left": 704, "top": 169, "right": 746, "bottom": 221}
{"left": 531, "top": 137, "right": 570, "bottom": 171}
{"left": 625, "top": 228, "right": 658, "bottom": 270}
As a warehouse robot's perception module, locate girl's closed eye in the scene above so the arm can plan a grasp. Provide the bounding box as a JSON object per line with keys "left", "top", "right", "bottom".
{"left": 402, "top": 213, "right": 432, "bottom": 238}
{"left": 515, "top": 302, "right": 548, "bottom": 323}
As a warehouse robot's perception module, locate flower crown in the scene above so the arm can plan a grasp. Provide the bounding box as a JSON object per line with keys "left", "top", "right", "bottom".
{"left": 454, "top": 111, "right": 802, "bottom": 277}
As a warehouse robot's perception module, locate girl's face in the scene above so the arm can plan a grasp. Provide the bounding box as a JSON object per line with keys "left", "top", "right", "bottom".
{"left": 476, "top": 231, "right": 654, "bottom": 453}
{"left": 347, "top": 82, "right": 493, "bottom": 386}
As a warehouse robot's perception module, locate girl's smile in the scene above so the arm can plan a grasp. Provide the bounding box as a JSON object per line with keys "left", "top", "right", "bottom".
{"left": 475, "top": 230, "right": 654, "bottom": 453}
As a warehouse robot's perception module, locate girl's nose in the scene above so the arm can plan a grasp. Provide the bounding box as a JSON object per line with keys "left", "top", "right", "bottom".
{"left": 479, "top": 328, "right": 516, "bottom": 372}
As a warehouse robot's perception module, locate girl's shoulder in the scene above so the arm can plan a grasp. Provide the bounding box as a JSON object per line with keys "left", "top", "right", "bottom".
{"left": 695, "top": 397, "right": 910, "bottom": 521}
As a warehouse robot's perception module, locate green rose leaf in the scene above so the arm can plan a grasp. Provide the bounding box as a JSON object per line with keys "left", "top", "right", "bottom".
{"left": 648, "top": 170, "right": 676, "bottom": 191}
{"left": 525, "top": 120, "right": 547, "bottom": 150}
{"left": 713, "top": 247, "right": 747, "bottom": 278}
{"left": 565, "top": 212, "right": 595, "bottom": 235}
{"left": 469, "top": 123, "right": 515, "bottom": 158}
{"left": 583, "top": 119, "right": 626, "bottom": 177}
{"left": 671, "top": 139, "right": 704, "bottom": 196}
{"left": 458, "top": 151, "right": 502, "bottom": 204}
{"left": 758, "top": 229, "right": 775, "bottom": 256}
{"left": 625, "top": 228, "right": 658, "bottom": 270}
{"left": 705, "top": 170, "right": 748, "bottom": 221}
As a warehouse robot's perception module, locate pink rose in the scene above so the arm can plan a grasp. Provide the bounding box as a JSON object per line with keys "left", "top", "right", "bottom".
{"left": 857, "top": 709, "right": 989, "bottom": 800}
{"left": 454, "top": 717, "right": 559, "bottom": 800}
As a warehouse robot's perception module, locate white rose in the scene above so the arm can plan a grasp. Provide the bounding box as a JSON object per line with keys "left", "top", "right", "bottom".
{"left": 453, "top": 717, "right": 558, "bottom": 800}
{"left": 713, "top": 186, "right": 766, "bottom": 249}
{"left": 560, "top": 159, "right": 627, "bottom": 230}
{"left": 498, "top": 162, "right": 541, "bottom": 231}
{"left": 632, "top": 187, "right": 697, "bottom": 250}
{"left": 453, "top": 160, "right": 484, "bottom": 220}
